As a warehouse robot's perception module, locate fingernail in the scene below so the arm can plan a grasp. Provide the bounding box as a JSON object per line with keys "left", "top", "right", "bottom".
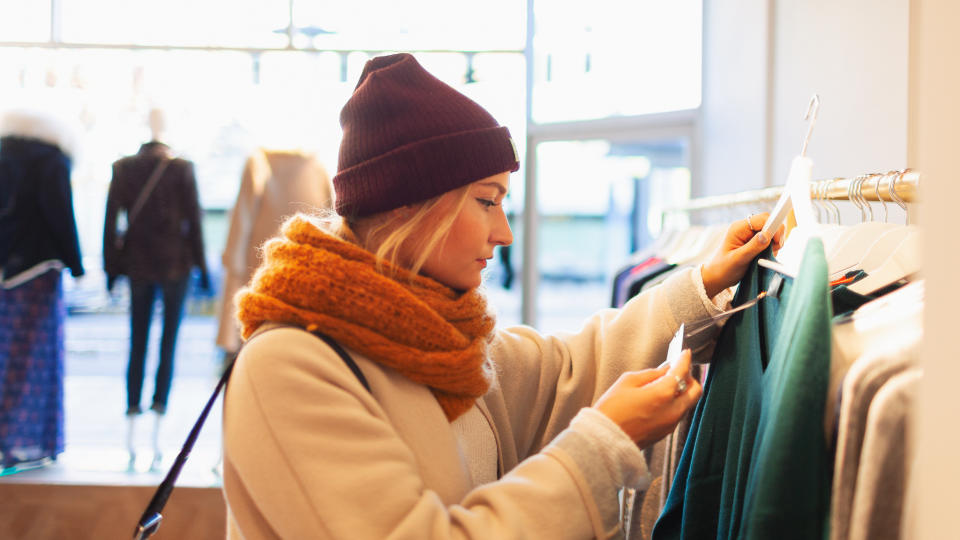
{"left": 757, "top": 232, "right": 769, "bottom": 244}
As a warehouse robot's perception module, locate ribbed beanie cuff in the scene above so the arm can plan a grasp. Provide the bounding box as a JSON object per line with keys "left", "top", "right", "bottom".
{"left": 333, "top": 53, "right": 519, "bottom": 218}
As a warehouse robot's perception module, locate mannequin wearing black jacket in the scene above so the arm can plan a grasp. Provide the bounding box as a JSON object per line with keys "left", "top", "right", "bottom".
{"left": 102, "top": 108, "right": 209, "bottom": 469}
{"left": 0, "top": 108, "right": 83, "bottom": 470}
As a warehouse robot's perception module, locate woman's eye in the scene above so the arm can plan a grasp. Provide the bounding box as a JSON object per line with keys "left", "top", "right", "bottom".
{"left": 477, "top": 198, "right": 498, "bottom": 208}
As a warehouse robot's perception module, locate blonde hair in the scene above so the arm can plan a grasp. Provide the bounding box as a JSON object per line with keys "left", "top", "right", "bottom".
{"left": 318, "top": 185, "right": 472, "bottom": 278}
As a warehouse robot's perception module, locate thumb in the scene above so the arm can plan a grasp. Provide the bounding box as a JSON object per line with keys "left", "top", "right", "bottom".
{"left": 745, "top": 229, "right": 772, "bottom": 255}
{"left": 623, "top": 365, "right": 670, "bottom": 388}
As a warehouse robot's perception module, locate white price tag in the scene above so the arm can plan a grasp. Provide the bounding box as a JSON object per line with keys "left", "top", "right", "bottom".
{"left": 659, "top": 323, "right": 684, "bottom": 370}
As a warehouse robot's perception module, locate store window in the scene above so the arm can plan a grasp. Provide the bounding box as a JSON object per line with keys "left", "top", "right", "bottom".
{"left": 59, "top": 0, "right": 289, "bottom": 48}
{"left": 0, "top": 0, "right": 50, "bottom": 42}
{"left": 0, "top": 14, "right": 525, "bottom": 474}
{"left": 292, "top": 0, "right": 525, "bottom": 51}
{"left": 532, "top": 137, "right": 691, "bottom": 334}
{"left": 531, "top": 0, "right": 702, "bottom": 123}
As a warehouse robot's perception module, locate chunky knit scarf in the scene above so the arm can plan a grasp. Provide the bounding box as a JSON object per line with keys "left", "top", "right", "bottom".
{"left": 235, "top": 215, "right": 496, "bottom": 422}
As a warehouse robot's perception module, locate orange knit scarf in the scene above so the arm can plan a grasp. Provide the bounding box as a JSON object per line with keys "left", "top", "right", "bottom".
{"left": 235, "top": 215, "right": 496, "bottom": 421}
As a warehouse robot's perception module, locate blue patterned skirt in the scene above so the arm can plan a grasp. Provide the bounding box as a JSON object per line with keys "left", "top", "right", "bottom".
{"left": 0, "top": 269, "right": 65, "bottom": 468}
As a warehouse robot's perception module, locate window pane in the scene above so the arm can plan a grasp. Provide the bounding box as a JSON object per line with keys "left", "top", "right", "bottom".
{"left": 0, "top": 0, "right": 50, "bottom": 42}
{"left": 532, "top": 0, "right": 701, "bottom": 123}
{"left": 60, "top": 0, "right": 289, "bottom": 47}
{"left": 292, "top": 0, "right": 525, "bottom": 51}
{"left": 534, "top": 138, "right": 690, "bottom": 334}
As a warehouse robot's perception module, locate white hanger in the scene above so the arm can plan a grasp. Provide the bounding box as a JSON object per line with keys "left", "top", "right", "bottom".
{"left": 668, "top": 222, "right": 727, "bottom": 266}
{"left": 847, "top": 171, "right": 920, "bottom": 294}
{"left": 760, "top": 94, "right": 823, "bottom": 276}
{"left": 847, "top": 229, "right": 920, "bottom": 295}
{"left": 759, "top": 94, "right": 821, "bottom": 241}
{"left": 825, "top": 173, "right": 900, "bottom": 278}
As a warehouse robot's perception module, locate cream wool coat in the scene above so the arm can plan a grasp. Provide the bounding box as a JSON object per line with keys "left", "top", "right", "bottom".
{"left": 215, "top": 148, "right": 333, "bottom": 352}
{"left": 222, "top": 267, "right": 727, "bottom": 539}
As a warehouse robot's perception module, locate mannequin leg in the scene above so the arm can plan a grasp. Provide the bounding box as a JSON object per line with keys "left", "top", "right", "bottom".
{"left": 151, "top": 277, "right": 189, "bottom": 415}
{"left": 149, "top": 411, "right": 163, "bottom": 471}
{"left": 126, "top": 414, "right": 137, "bottom": 471}
{"left": 127, "top": 280, "right": 156, "bottom": 415}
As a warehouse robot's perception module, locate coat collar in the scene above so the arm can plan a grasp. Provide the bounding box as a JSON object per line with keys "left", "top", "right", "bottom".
{"left": 0, "top": 108, "right": 79, "bottom": 158}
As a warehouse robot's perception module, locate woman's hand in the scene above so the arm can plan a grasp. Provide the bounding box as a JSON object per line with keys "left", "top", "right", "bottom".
{"left": 594, "top": 350, "right": 702, "bottom": 449}
{"left": 700, "top": 212, "right": 785, "bottom": 298}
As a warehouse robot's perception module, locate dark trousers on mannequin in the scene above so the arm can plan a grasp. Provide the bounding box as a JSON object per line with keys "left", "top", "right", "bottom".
{"left": 126, "top": 277, "right": 189, "bottom": 415}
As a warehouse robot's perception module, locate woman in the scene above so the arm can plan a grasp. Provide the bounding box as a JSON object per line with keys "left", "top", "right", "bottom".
{"left": 222, "top": 53, "right": 782, "bottom": 539}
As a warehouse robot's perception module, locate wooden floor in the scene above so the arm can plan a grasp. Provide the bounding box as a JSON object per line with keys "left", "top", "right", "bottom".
{"left": 0, "top": 465, "right": 225, "bottom": 539}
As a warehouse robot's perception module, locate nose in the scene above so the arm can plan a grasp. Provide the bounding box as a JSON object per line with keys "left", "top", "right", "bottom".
{"left": 491, "top": 207, "right": 514, "bottom": 247}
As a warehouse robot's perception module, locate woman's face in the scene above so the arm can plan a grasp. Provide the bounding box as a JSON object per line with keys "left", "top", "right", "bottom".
{"left": 418, "top": 172, "right": 513, "bottom": 291}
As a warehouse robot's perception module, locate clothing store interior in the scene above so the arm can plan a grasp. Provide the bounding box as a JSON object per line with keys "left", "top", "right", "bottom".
{"left": 0, "top": 1, "right": 957, "bottom": 539}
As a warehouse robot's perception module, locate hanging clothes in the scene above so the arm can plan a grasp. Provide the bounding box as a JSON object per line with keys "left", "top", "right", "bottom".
{"left": 0, "top": 110, "right": 82, "bottom": 469}
{"left": 828, "top": 290, "right": 922, "bottom": 540}
{"left": 0, "top": 269, "right": 66, "bottom": 468}
{"left": 215, "top": 148, "right": 333, "bottom": 354}
{"left": 847, "top": 368, "right": 920, "bottom": 540}
{"left": 103, "top": 141, "right": 208, "bottom": 415}
{"left": 654, "top": 238, "right": 833, "bottom": 540}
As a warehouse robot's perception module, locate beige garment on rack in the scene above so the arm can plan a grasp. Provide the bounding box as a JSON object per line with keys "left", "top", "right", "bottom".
{"left": 828, "top": 282, "right": 923, "bottom": 540}
{"left": 847, "top": 368, "right": 921, "bottom": 540}
{"left": 215, "top": 148, "right": 333, "bottom": 353}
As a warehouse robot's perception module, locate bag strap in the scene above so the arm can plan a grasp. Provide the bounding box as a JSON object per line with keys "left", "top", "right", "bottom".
{"left": 132, "top": 329, "right": 368, "bottom": 540}
{"left": 127, "top": 157, "right": 172, "bottom": 229}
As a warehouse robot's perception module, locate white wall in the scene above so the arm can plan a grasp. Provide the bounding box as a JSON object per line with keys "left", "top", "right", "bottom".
{"left": 700, "top": 0, "right": 910, "bottom": 196}
{"left": 697, "top": 0, "right": 770, "bottom": 197}
{"left": 770, "top": 0, "right": 910, "bottom": 185}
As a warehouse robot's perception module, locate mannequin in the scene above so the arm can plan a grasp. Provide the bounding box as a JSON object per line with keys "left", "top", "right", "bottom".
{"left": 148, "top": 107, "right": 166, "bottom": 143}
{"left": 103, "top": 107, "right": 209, "bottom": 470}
{"left": 0, "top": 108, "right": 83, "bottom": 472}
{"left": 215, "top": 147, "right": 333, "bottom": 356}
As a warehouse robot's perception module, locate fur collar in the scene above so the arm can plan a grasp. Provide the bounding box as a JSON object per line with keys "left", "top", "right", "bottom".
{"left": 0, "top": 108, "right": 80, "bottom": 158}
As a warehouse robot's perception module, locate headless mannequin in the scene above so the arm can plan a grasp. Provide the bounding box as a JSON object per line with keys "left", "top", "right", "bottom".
{"left": 148, "top": 107, "right": 166, "bottom": 143}
{"left": 126, "top": 107, "right": 169, "bottom": 472}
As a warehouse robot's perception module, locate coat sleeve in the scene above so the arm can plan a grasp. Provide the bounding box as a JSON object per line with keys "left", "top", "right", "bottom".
{"left": 38, "top": 152, "right": 83, "bottom": 277}
{"left": 102, "top": 161, "right": 124, "bottom": 277}
{"left": 487, "top": 266, "right": 727, "bottom": 461}
{"left": 180, "top": 160, "right": 207, "bottom": 276}
{"left": 223, "top": 328, "right": 610, "bottom": 540}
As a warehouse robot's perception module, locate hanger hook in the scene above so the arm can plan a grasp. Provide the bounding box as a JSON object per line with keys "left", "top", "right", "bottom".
{"left": 875, "top": 172, "right": 889, "bottom": 223}
{"left": 813, "top": 180, "right": 823, "bottom": 223}
{"left": 861, "top": 175, "right": 874, "bottom": 222}
{"left": 846, "top": 176, "right": 859, "bottom": 225}
{"left": 826, "top": 177, "right": 841, "bottom": 224}
{"left": 800, "top": 94, "right": 821, "bottom": 157}
{"left": 888, "top": 169, "right": 909, "bottom": 224}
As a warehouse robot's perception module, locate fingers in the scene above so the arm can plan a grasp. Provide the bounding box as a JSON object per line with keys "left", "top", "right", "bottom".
{"left": 619, "top": 364, "right": 669, "bottom": 388}
{"left": 654, "top": 350, "right": 700, "bottom": 403}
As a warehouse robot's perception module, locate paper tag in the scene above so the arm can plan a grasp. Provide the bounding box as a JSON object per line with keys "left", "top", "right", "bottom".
{"left": 659, "top": 323, "right": 685, "bottom": 369}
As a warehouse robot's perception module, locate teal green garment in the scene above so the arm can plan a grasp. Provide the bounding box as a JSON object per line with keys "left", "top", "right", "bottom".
{"left": 653, "top": 239, "right": 832, "bottom": 539}
{"left": 740, "top": 239, "right": 832, "bottom": 539}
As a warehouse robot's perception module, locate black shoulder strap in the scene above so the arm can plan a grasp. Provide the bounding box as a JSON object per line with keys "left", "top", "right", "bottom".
{"left": 133, "top": 328, "right": 366, "bottom": 540}
{"left": 310, "top": 331, "right": 370, "bottom": 392}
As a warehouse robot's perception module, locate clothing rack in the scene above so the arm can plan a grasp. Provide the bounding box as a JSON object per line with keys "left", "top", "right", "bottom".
{"left": 664, "top": 169, "right": 919, "bottom": 215}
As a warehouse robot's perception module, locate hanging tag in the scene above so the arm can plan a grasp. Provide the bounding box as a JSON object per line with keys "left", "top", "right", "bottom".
{"left": 659, "top": 323, "right": 685, "bottom": 369}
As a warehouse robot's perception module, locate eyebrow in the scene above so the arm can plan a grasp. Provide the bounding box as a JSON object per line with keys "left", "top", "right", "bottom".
{"left": 478, "top": 182, "right": 508, "bottom": 195}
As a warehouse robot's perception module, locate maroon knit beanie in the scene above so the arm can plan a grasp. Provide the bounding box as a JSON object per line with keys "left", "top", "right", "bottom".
{"left": 333, "top": 53, "right": 520, "bottom": 218}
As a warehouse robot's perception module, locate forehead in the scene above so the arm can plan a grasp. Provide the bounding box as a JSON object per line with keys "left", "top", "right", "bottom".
{"left": 472, "top": 172, "right": 510, "bottom": 193}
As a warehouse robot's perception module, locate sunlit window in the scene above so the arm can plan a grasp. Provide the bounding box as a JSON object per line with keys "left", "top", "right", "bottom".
{"left": 533, "top": 138, "right": 691, "bottom": 333}
{"left": 59, "top": 0, "right": 289, "bottom": 47}
{"left": 532, "top": 0, "right": 701, "bottom": 123}
{"left": 292, "top": 0, "right": 526, "bottom": 51}
{"left": 0, "top": 0, "right": 50, "bottom": 42}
